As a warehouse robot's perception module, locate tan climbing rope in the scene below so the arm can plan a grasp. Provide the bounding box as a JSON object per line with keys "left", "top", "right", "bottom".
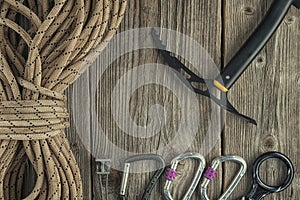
{"left": 0, "top": 0, "right": 127, "bottom": 199}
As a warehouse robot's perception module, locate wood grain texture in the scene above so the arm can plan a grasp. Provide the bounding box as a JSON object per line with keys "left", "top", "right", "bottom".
{"left": 66, "top": 0, "right": 299, "bottom": 199}
{"left": 66, "top": 73, "right": 93, "bottom": 199}
{"left": 223, "top": 0, "right": 300, "bottom": 199}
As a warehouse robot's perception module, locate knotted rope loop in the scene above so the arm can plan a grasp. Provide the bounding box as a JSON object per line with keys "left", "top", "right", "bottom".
{"left": 0, "top": 99, "right": 69, "bottom": 140}
{"left": 17, "top": 77, "right": 67, "bottom": 101}
{"left": 0, "top": 0, "right": 128, "bottom": 199}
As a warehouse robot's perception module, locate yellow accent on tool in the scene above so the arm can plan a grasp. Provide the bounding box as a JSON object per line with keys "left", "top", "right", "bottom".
{"left": 214, "top": 80, "right": 229, "bottom": 92}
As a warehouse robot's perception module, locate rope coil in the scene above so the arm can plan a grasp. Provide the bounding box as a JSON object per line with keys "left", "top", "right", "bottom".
{"left": 0, "top": 0, "right": 127, "bottom": 199}
{"left": 0, "top": 99, "right": 69, "bottom": 140}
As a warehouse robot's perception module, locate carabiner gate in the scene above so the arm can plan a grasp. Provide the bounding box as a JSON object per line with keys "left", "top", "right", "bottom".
{"left": 119, "top": 154, "right": 165, "bottom": 200}
{"left": 164, "top": 152, "right": 206, "bottom": 200}
{"left": 201, "top": 155, "right": 247, "bottom": 200}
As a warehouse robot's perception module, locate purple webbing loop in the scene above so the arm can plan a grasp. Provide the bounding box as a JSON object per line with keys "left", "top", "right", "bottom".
{"left": 165, "top": 168, "right": 177, "bottom": 181}
{"left": 204, "top": 167, "right": 217, "bottom": 180}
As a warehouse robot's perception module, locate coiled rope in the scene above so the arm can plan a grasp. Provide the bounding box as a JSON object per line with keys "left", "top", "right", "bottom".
{"left": 0, "top": 0, "right": 127, "bottom": 199}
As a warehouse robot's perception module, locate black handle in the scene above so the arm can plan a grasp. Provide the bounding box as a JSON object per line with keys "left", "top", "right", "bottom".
{"left": 294, "top": 0, "right": 300, "bottom": 8}
{"left": 216, "top": 0, "right": 296, "bottom": 90}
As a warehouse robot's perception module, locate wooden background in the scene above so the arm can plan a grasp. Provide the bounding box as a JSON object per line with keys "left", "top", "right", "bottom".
{"left": 66, "top": 0, "right": 299, "bottom": 199}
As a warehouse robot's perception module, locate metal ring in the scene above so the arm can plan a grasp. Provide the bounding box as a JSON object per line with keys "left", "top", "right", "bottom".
{"left": 253, "top": 151, "right": 294, "bottom": 193}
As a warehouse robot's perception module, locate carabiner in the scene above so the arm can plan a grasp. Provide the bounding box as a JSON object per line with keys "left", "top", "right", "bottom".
{"left": 201, "top": 155, "right": 247, "bottom": 200}
{"left": 119, "top": 154, "right": 165, "bottom": 200}
{"left": 164, "top": 152, "right": 206, "bottom": 200}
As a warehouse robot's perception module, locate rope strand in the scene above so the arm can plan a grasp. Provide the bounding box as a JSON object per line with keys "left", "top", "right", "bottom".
{"left": 0, "top": 0, "right": 127, "bottom": 199}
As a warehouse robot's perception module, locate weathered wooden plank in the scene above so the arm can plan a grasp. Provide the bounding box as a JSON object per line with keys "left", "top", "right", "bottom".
{"left": 66, "top": 0, "right": 300, "bottom": 199}
{"left": 223, "top": 0, "right": 299, "bottom": 199}
{"left": 66, "top": 72, "right": 93, "bottom": 199}
{"left": 67, "top": 0, "right": 222, "bottom": 199}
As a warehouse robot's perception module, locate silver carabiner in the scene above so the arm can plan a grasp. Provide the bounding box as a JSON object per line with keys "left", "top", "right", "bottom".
{"left": 164, "top": 152, "right": 206, "bottom": 200}
{"left": 119, "top": 154, "right": 165, "bottom": 200}
{"left": 201, "top": 155, "right": 247, "bottom": 200}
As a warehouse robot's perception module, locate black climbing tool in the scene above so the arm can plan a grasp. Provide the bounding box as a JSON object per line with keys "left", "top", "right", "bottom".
{"left": 152, "top": 0, "right": 300, "bottom": 125}
{"left": 238, "top": 152, "right": 294, "bottom": 200}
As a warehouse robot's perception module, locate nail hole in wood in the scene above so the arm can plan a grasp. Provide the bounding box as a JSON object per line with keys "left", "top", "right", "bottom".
{"left": 257, "top": 57, "right": 264, "bottom": 64}
{"left": 285, "top": 16, "right": 295, "bottom": 25}
{"left": 296, "top": 74, "right": 300, "bottom": 86}
{"left": 243, "top": 7, "right": 254, "bottom": 15}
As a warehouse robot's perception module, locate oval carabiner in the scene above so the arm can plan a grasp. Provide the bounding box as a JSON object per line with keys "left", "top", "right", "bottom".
{"left": 201, "top": 155, "right": 247, "bottom": 200}
{"left": 119, "top": 154, "right": 165, "bottom": 200}
{"left": 164, "top": 152, "right": 206, "bottom": 200}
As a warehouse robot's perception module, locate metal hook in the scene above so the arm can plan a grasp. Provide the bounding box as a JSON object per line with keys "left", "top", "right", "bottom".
{"left": 201, "top": 155, "right": 247, "bottom": 200}
{"left": 164, "top": 152, "right": 206, "bottom": 200}
{"left": 119, "top": 154, "right": 165, "bottom": 200}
